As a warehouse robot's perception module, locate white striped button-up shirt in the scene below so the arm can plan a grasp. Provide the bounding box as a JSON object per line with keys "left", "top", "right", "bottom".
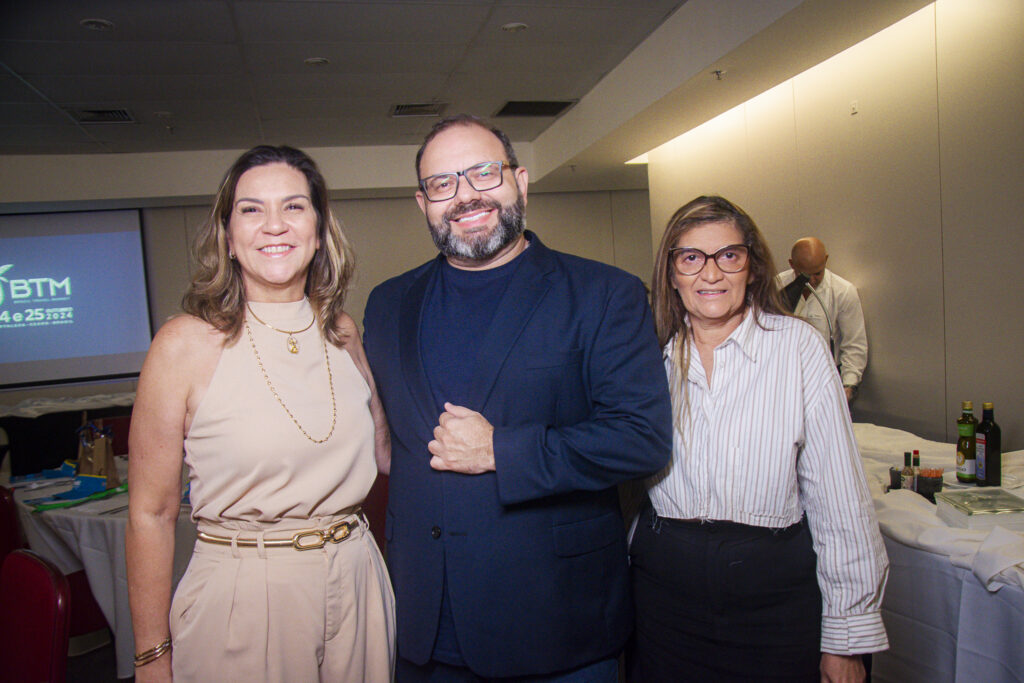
{"left": 647, "top": 309, "right": 888, "bottom": 654}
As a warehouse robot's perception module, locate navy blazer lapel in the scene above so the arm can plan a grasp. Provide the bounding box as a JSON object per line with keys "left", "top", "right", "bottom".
{"left": 400, "top": 257, "right": 444, "bottom": 435}
{"left": 467, "top": 233, "right": 555, "bottom": 409}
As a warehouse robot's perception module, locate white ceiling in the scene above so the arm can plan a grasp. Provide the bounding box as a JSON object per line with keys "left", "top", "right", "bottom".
{"left": 0, "top": 0, "right": 934, "bottom": 204}
{"left": 0, "top": 0, "right": 687, "bottom": 155}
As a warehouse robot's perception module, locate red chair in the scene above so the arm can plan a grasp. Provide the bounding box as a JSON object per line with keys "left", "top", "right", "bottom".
{"left": 0, "top": 549, "right": 71, "bottom": 683}
{"left": 95, "top": 414, "right": 131, "bottom": 456}
{"left": 0, "top": 485, "right": 109, "bottom": 638}
{"left": 0, "top": 485, "right": 25, "bottom": 562}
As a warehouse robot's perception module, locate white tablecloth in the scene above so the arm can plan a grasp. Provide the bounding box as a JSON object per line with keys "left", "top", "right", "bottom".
{"left": 14, "top": 482, "right": 196, "bottom": 679}
{"left": 853, "top": 423, "right": 1024, "bottom": 683}
{"left": 0, "top": 392, "right": 136, "bottom": 418}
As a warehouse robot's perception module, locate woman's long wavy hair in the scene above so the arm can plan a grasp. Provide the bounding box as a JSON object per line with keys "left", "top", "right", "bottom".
{"left": 651, "top": 196, "right": 787, "bottom": 434}
{"left": 182, "top": 145, "right": 355, "bottom": 346}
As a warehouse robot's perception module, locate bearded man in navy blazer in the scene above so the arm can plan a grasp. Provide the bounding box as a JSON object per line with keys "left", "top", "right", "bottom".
{"left": 363, "top": 114, "right": 672, "bottom": 682}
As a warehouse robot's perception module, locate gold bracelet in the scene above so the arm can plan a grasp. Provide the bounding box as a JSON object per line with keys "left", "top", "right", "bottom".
{"left": 134, "top": 637, "right": 172, "bottom": 667}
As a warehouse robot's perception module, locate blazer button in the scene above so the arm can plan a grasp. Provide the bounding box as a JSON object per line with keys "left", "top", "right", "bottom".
{"left": 431, "top": 525, "right": 442, "bottom": 539}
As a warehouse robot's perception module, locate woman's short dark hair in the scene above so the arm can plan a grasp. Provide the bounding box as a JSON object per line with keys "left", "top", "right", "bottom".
{"left": 182, "top": 145, "right": 355, "bottom": 345}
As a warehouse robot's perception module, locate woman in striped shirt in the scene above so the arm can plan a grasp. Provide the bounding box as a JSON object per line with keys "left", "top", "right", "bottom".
{"left": 629, "top": 196, "right": 887, "bottom": 682}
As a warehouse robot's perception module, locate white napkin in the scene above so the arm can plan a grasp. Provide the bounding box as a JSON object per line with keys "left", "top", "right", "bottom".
{"left": 876, "top": 489, "right": 987, "bottom": 557}
{"left": 877, "top": 489, "right": 1024, "bottom": 591}
{"left": 970, "top": 526, "right": 1024, "bottom": 591}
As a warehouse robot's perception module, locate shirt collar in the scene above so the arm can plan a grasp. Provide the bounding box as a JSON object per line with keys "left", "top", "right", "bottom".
{"left": 726, "top": 308, "right": 761, "bottom": 363}
{"left": 815, "top": 268, "right": 833, "bottom": 294}
{"left": 665, "top": 307, "right": 763, "bottom": 365}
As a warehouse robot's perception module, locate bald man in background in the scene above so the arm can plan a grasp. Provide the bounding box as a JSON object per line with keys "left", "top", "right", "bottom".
{"left": 778, "top": 237, "right": 867, "bottom": 401}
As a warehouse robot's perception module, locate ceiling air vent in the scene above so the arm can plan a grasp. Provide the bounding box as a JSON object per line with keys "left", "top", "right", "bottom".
{"left": 390, "top": 103, "right": 447, "bottom": 118}
{"left": 494, "top": 101, "right": 575, "bottom": 117}
{"left": 67, "top": 108, "right": 135, "bottom": 124}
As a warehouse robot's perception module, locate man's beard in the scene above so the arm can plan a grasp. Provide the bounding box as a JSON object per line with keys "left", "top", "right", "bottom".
{"left": 428, "top": 194, "right": 526, "bottom": 261}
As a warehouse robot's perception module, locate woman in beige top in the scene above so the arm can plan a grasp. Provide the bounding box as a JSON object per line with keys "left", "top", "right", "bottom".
{"left": 127, "top": 146, "right": 395, "bottom": 682}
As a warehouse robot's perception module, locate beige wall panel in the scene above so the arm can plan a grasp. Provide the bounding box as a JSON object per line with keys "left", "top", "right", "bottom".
{"left": 790, "top": 7, "right": 946, "bottom": 439}
{"left": 331, "top": 195, "right": 437, "bottom": 329}
{"left": 525, "top": 191, "right": 616, "bottom": 265}
{"left": 648, "top": 105, "right": 750, "bottom": 251}
{"left": 734, "top": 82, "right": 800, "bottom": 267}
{"left": 608, "top": 190, "right": 655, "bottom": 286}
{"left": 647, "top": 82, "right": 800, "bottom": 281}
{"left": 183, "top": 205, "right": 212, "bottom": 279}
{"left": 141, "top": 207, "right": 193, "bottom": 332}
{"left": 937, "top": 0, "right": 1024, "bottom": 448}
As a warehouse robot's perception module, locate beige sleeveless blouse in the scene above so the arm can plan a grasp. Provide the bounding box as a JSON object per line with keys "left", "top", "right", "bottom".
{"left": 184, "top": 299, "right": 376, "bottom": 524}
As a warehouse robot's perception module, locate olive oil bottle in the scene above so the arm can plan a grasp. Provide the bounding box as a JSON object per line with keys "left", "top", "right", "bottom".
{"left": 956, "top": 401, "right": 977, "bottom": 483}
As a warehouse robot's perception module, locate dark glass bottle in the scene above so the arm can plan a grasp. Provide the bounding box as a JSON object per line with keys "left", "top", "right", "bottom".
{"left": 976, "top": 402, "right": 1001, "bottom": 487}
{"left": 956, "top": 401, "right": 977, "bottom": 483}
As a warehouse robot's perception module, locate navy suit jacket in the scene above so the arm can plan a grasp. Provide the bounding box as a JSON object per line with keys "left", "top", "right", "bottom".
{"left": 363, "top": 232, "right": 672, "bottom": 677}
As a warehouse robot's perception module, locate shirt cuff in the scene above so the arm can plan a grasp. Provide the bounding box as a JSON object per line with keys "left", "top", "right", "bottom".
{"left": 821, "top": 612, "right": 889, "bottom": 654}
{"left": 841, "top": 373, "right": 861, "bottom": 388}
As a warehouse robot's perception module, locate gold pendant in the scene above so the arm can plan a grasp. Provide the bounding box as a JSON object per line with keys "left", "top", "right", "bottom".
{"left": 287, "top": 335, "right": 299, "bottom": 354}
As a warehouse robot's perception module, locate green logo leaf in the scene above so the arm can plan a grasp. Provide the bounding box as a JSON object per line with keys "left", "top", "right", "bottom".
{"left": 0, "top": 264, "right": 10, "bottom": 305}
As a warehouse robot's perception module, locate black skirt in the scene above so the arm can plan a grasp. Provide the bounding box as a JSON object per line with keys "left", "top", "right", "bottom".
{"left": 628, "top": 506, "right": 822, "bottom": 682}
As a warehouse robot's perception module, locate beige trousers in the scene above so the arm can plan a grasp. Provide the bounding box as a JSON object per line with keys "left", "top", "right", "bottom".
{"left": 169, "top": 514, "right": 395, "bottom": 682}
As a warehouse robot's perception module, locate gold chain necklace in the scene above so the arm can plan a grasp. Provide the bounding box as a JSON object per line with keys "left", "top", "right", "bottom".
{"left": 246, "top": 303, "right": 315, "bottom": 354}
{"left": 244, "top": 321, "right": 337, "bottom": 444}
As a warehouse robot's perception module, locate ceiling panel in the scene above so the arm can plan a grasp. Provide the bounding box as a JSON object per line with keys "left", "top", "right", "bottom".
{"left": 83, "top": 119, "right": 263, "bottom": 154}
{"left": 14, "top": 74, "right": 251, "bottom": 103}
{"left": 232, "top": 2, "right": 494, "bottom": 43}
{"left": 0, "top": 41, "right": 245, "bottom": 77}
{"left": 240, "top": 42, "right": 466, "bottom": 75}
{"left": 253, "top": 72, "right": 450, "bottom": 99}
{"left": 483, "top": 4, "right": 676, "bottom": 44}
{"left": 259, "top": 116, "right": 430, "bottom": 149}
{"left": 258, "top": 96, "right": 396, "bottom": 119}
{"left": 0, "top": 101, "right": 69, "bottom": 125}
{"left": 443, "top": 70, "right": 587, "bottom": 101}
{"left": 0, "top": 0, "right": 688, "bottom": 155}
{"left": 0, "top": 0, "right": 235, "bottom": 42}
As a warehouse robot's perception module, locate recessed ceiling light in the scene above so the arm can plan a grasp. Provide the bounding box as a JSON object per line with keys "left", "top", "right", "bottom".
{"left": 501, "top": 22, "right": 529, "bottom": 33}
{"left": 79, "top": 18, "right": 115, "bottom": 31}
{"left": 304, "top": 57, "right": 330, "bottom": 66}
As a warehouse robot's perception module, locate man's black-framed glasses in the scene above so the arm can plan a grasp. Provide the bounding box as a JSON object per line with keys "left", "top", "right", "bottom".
{"left": 419, "top": 161, "right": 514, "bottom": 202}
{"left": 669, "top": 244, "right": 749, "bottom": 276}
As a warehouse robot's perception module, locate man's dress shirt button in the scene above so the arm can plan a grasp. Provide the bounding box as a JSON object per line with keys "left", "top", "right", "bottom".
{"left": 431, "top": 525, "right": 442, "bottom": 539}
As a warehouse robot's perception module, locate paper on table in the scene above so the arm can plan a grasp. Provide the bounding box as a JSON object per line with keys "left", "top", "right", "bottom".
{"left": 9, "top": 477, "right": 74, "bottom": 491}
{"left": 31, "top": 482, "right": 128, "bottom": 512}
{"left": 71, "top": 493, "right": 133, "bottom": 514}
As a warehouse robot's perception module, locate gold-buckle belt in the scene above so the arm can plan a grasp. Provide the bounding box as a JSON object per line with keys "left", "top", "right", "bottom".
{"left": 197, "top": 511, "right": 362, "bottom": 551}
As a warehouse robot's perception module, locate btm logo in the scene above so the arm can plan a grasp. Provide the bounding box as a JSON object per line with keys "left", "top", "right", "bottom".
{"left": 0, "top": 264, "right": 72, "bottom": 305}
